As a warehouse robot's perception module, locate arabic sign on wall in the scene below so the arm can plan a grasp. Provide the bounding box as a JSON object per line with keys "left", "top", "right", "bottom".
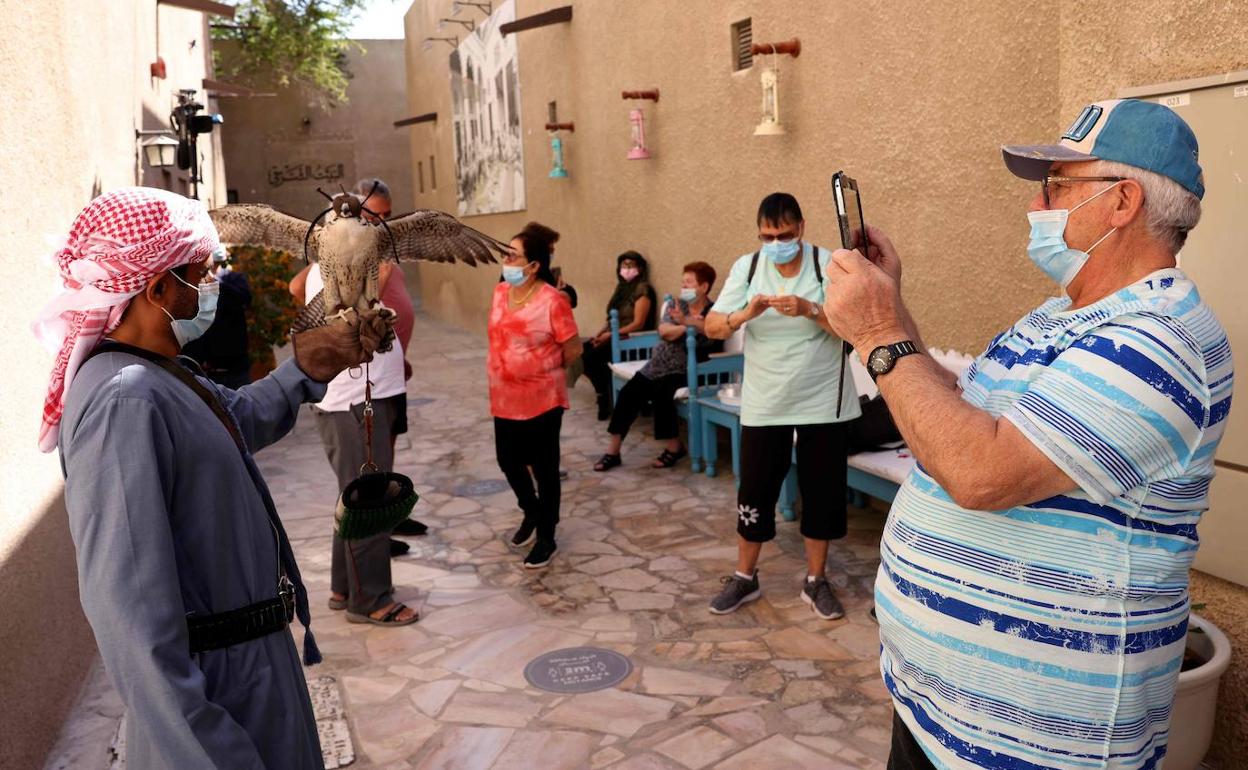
{"left": 268, "top": 162, "right": 345, "bottom": 188}
{"left": 449, "top": 0, "right": 526, "bottom": 216}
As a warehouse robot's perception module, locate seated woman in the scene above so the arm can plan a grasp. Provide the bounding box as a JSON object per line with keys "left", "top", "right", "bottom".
{"left": 580, "top": 251, "right": 656, "bottom": 420}
{"left": 594, "top": 262, "right": 719, "bottom": 471}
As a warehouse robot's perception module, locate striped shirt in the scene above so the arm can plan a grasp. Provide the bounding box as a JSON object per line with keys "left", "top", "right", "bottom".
{"left": 879, "top": 268, "right": 1233, "bottom": 769}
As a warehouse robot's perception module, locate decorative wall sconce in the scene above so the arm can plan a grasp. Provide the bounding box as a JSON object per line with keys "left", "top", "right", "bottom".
{"left": 750, "top": 39, "right": 800, "bottom": 137}
{"left": 549, "top": 136, "right": 569, "bottom": 178}
{"left": 438, "top": 18, "right": 475, "bottom": 31}
{"left": 422, "top": 35, "right": 459, "bottom": 50}
{"left": 622, "top": 90, "right": 659, "bottom": 161}
{"left": 451, "top": 0, "right": 491, "bottom": 15}
{"left": 545, "top": 122, "right": 574, "bottom": 179}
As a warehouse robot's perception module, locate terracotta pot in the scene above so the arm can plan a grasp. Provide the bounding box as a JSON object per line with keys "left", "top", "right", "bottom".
{"left": 1168, "top": 613, "right": 1232, "bottom": 770}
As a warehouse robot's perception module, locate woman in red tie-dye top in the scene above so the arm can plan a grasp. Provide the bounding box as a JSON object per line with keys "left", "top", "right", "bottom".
{"left": 487, "top": 222, "right": 581, "bottom": 569}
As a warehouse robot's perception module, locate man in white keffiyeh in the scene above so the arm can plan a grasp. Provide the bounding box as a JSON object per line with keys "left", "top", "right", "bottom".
{"left": 35, "top": 187, "right": 388, "bottom": 769}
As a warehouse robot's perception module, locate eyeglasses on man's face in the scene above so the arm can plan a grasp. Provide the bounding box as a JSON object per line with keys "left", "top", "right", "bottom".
{"left": 1041, "top": 175, "right": 1125, "bottom": 208}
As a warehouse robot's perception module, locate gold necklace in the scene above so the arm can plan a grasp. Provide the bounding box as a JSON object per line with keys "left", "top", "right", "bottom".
{"left": 509, "top": 281, "right": 540, "bottom": 308}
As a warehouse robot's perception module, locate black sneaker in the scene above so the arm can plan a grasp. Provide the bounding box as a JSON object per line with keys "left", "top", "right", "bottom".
{"left": 511, "top": 519, "right": 537, "bottom": 548}
{"left": 524, "top": 539, "right": 558, "bottom": 569}
{"left": 708, "top": 571, "right": 761, "bottom": 614}
{"left": 389, "top": 538, "right": 410, "bottom": 558}
{"left": 393, "top": 518, "right": 429, "bottom": 536}
{"left": 801, "top": 576, "right": 845, "bottom": 620}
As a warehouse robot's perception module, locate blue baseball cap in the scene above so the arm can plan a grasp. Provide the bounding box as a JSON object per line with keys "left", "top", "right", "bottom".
{"left": 1002, "top": 98, "right": 1204, "bottom": 199}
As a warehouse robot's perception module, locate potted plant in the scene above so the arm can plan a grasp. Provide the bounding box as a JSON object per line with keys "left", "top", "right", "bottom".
{"left": 226, "top": 245, "right": 301, "bottom": 381}
{"left": 1167, "top": 611, "right": 1232, "bottom": 770}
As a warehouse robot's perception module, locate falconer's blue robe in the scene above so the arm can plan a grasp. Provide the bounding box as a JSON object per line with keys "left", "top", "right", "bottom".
{"left": 59, "top": 351, "right": 327, "bottom": 770}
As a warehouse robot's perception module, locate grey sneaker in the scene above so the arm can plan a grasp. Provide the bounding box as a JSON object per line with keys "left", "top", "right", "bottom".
{"left": 801, "top": 577, "right": 845, "bottom": 620}
{"left": 708, "top": 571, "right": 761, "bottom": 615}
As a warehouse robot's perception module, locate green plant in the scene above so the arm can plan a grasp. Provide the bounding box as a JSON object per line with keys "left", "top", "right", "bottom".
{"left": 212, "top": 1, "right": 369, "bottom": 112}
{"left": 227, "top": 245, "right": 302, "bottom": 365}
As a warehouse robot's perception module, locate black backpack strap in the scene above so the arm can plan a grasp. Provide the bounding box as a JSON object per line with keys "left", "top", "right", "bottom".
{"left": 746, "top": 251, "right": 760, "bottom": 285}
{"left": 814, "top": 245, "right": 824, "bottom": 285}
{"left": 88, "top": 340, "right": 247, "bottom": 455}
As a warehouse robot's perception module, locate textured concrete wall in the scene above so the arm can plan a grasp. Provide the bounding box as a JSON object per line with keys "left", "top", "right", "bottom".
{"left": 402, "top": 0, "right": 1059, "bottom": 344}
{"left": 1190, "top": 570, "right": 1248, "bottom": 765}
{"left": 0, "top": 2, "right": 226, "bottom": 767}
{"left": 403, "top": 0, "right": 1248, "bottom": 759}
{"left": 218, "top": 40, "right": 417, "bottom": 222}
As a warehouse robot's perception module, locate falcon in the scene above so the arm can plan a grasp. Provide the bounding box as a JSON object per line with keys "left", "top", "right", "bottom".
{"left": 209, "top": 189, "right": 506, "bottom": 333}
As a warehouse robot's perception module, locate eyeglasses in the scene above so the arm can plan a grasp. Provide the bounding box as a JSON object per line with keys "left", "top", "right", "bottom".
{"left": 757, "top": 233, "right": 799, "bottom": 244}
{"left": 1041, "top": 175, "right": 1125, "bottom": 208}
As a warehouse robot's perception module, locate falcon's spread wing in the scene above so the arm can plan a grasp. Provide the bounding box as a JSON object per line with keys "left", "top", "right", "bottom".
{"left": 209, "top": 204, "right": 320, "bottom": 261}
{"left": 376, "top": 209, "right": 506, "bottom": 266}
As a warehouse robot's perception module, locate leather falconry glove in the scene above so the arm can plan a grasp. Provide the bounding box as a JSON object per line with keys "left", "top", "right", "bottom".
{"left": 291, "top": 309, "right": 394, "bottom": 383}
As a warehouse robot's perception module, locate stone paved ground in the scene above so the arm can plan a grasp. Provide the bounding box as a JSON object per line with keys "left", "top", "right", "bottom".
{"left": 47, "top": 314, "right": 892, "bottom": 770}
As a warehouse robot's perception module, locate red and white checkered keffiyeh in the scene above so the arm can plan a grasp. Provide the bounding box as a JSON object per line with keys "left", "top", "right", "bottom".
{"left": 32, "top": 187, "right": 220, "bottom": 452}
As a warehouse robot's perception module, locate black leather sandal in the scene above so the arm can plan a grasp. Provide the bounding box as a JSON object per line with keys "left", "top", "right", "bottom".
{"left": 593, "top": 453, "right": 622, "bottom": 472}
{"left": 652, "top": 447, "right": 687, "bottom": 468}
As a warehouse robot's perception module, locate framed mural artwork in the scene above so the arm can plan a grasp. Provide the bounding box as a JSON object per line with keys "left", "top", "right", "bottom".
{"left": 449, "top": 0, "right": 526, "bottom": 216}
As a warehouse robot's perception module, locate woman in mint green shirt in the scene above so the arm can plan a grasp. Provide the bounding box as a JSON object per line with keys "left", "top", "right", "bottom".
{"left": 703, "top": 193, "right": 859, "bottom": 621}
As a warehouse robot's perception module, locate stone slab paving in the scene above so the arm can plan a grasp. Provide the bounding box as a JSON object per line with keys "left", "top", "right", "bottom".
{"left": 45, "top": 314, "right": 891, "bottom": 769}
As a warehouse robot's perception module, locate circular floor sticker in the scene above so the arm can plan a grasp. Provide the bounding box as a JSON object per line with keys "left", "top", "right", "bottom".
{"left": 524, "top": 646, "right": 634, "bottom": 694}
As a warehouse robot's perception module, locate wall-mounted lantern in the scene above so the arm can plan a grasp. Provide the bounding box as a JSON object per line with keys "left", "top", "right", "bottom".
{"left": 627, "top": 110, "right": 651, "bottom": 160}
{"left": 545, "top": 122, "right": 574, "bottom": 179}
{"left": 621, "top": 90, "right": 659, "bottom": 161}
{"left": 138, "top": 132, "right": 179, "bottom": 168}
{"left": 754, "top": 66, "right": 783, "bottom": 136}
{"left": 421, "top": 35, "right": 459, "bottom": 51}
{"left": 750, "top": 39, "right": 800, "bottom": 137}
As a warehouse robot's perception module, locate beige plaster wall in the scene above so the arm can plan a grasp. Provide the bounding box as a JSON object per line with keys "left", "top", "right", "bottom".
{"left": 403, "top": 0, "right": 1059, "bottom": 345}
{"left": 0, "top": 2, "right": 226, "bottom": 766}
{"left": 218, "top": 40, "right": 417, "bottom": 222}
{"left": 403, "top": 0, "right": 1248, "bottom": 758}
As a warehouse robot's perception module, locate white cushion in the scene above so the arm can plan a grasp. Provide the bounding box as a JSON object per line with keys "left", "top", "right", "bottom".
{"left": 848, "top": 354, "right": 877, "bottom": 399}
{"left": 847, "top": 448, "right": 915, "bottom": 485}
{"left": 674, "top": 386, "right": 690, "bottom": 401}
{"left": 608, "top": 360, "right": 647, "bottom": 380}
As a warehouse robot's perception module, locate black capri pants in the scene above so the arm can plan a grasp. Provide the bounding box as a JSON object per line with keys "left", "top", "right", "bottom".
{"left": 736, "top": 422, "right": 849, "bottom": 543}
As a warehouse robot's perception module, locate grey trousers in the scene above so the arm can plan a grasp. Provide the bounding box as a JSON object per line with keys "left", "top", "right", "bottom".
{"left": 314, "top": 396, "right": 402, "bottom": 615}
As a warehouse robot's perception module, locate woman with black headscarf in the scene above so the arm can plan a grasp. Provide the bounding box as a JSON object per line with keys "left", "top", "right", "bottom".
{"left": 580, "top": 251, "right": 656, "bottom": 420}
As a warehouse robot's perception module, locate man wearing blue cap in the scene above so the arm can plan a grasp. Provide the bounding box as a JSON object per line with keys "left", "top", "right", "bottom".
{"left": 822, "top": 100, "right": 1232, "bottom": 769}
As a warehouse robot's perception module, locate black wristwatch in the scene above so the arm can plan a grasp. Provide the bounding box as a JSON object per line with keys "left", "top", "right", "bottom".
{"left": 866, "top": 341, "right": 920, "bottom": 381}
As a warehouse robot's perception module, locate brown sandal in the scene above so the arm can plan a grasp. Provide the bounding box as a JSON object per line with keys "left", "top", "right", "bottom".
{"left": 346, "top": 603, "right": 419, "bottom": 626}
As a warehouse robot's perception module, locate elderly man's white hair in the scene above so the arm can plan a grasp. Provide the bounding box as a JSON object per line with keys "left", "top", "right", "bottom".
{"left": 1094, "top": 160, "right": 1201, "bottom": 256}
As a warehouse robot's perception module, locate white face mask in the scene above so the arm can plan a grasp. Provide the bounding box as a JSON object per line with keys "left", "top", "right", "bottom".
{"left": 679, "top": 288, "right": 698, "bottom": 302}
{"left": 1025, "top": 182, "right": 1120, "bottom": 289}
{"left": 161, "top": 271, "right": 219, "bottom": 347}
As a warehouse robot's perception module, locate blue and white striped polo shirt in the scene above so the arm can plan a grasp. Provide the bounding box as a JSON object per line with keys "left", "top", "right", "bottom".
{"left": 878, "top": 268, "right": 1232, "bottom": 769}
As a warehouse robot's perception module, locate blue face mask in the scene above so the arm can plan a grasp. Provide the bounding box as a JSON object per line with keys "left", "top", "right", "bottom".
{"left": 502, "top": 265, "right": 529, "bottom": 286}
{"left": 679, "top": 288, "right": 698, "bottom": 302}
{"left": 761, "top": 238, "right": 800, "bottom": 265}
{"left": 162, "top": 273, "right": 219, "bottom": 347}
{"left": 1025, "top": 182, "right": 1119, "bottom": 289}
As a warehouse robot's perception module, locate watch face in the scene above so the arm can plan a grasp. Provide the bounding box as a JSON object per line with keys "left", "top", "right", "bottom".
{"left": 868, "top": 347, "right": 891, "bottom": 374}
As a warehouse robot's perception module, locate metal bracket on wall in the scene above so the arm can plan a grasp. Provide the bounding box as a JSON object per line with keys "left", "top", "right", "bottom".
{"left": 500, "top": 5, "right": 572, "bottom": 35}
{"left": 394, "top": 113, "right": 438, "bottom": 128}
{"left": 751, "top": 38, "right": 801, "bottom": 58}
{"left": 545, "top": 122, "right": 575, "bottom": 132}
